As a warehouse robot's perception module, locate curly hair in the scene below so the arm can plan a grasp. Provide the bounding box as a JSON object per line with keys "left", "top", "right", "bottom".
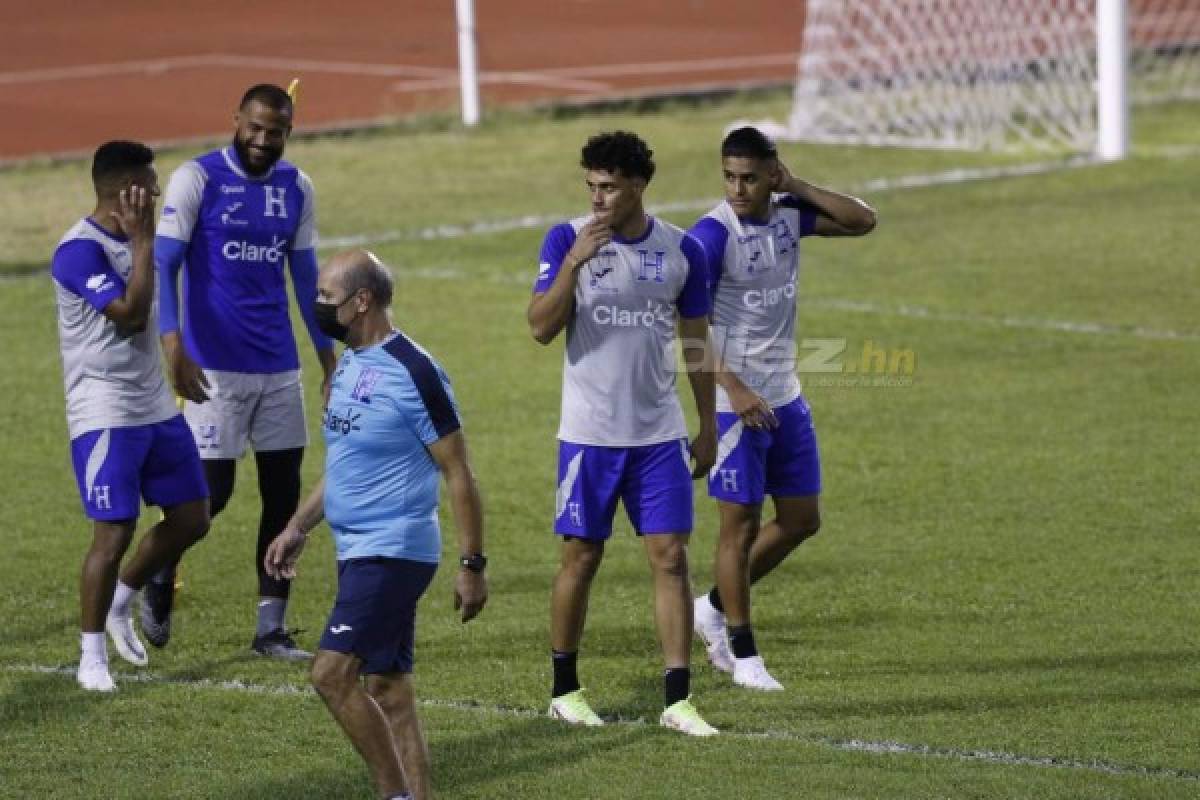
{"left": 580, "top": 131, "right": 656, "bottom": 182}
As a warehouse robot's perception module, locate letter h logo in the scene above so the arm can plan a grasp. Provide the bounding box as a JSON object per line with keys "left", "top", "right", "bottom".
{"left": 91, "top": 485, "right": 112, "bottom": 511}
{"left": 636, "top": 250, "right": 665, "bottom": 283}
{"left": 718, "top": 469, "right": 739, "bottom": 493}
{"left": 263, "top": 186, "right": 288, "bottom": 218}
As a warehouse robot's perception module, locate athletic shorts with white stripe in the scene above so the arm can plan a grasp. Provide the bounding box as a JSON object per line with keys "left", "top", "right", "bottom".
{"left": 707, "top": 396, "right": 821, "bottom": 504}
{"left": 554, "top": 439, "right": 693, "bottom": 539}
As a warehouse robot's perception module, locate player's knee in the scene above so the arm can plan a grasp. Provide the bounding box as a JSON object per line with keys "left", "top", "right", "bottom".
{"left": 648, "top": 540, "right": 688, "bottom": 579}
{"left": 561, "top": 543, "right": 604, "bottom": 580}
{"left": 720, "top": 516, "right": 760, "bottom": 553}
{"left": 784, "top": 511, "right": 821, "bottom": 543}
{"left": 310, "top": 654, "right": 353, "bottom": 702}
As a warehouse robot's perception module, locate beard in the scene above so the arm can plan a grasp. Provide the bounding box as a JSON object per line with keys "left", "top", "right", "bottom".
{"left": 232, "top": 135, "right": 283, "bottom": 176}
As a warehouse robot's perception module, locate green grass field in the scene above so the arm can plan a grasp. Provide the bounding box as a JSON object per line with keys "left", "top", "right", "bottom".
{"left": 1, "top": 92, "right": 1198, "bottom": 799}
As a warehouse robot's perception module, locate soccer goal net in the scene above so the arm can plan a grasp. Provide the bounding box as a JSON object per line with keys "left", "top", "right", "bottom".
{"left": 758, "top": 0, "right": 1200, "bottom": 154}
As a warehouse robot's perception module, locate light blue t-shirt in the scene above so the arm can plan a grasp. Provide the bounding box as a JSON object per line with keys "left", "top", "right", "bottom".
{"left": 322, "top": 331, "right": 461, "bottom": 563}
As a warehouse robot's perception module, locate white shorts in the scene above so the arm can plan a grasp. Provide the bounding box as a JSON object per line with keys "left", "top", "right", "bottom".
{"left": 183, "top": 369, "right": 308, "bottom": 459}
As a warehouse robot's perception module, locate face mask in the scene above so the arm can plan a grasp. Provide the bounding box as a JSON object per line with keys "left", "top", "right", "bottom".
{"left": 314, "top": 295, "right": 355, "bottom": 342}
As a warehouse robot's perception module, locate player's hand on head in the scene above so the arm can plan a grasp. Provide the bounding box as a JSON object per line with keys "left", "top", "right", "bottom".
{"left": 454, "top": 570, "right": 488, "bottom": 623}
{"left": 111, "top": 185, "right": 155, "bottom": 241}
{"left": 770, "top": 160, "right": 795, "bottom": 193}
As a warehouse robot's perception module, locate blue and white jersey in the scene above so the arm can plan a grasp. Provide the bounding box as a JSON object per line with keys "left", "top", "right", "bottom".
{"left": 51, "top": 218, "right": 177, "bottom": 440}
{"left": 534, "top": 215, "right": 710, "bottom": 447}
{"left": 322, "top": 331, "right": 461, "bottom": 563}
{"left": 156, "top": 147, "right": 319, "bottom": 373}
{"left": 689, "top": 196, "right": 818, "bottom": 412}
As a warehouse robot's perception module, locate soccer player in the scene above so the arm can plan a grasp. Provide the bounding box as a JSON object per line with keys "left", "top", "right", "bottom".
{"left": 151, "top": 84, "right": 337, "bottom": 658}
{"left": 528, "top": 131, "right": 720, "bottom": 736}
{"left": 51, "top": 141, "right": 211, "bottom": 691}
{"left": 689, "top": 127, "right": 877, "bottom": 689}
{"left": 264, "top": 249, "right": 487, "bottom": 800}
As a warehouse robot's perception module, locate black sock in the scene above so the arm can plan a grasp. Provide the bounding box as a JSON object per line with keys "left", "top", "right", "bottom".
{"left": 729, "top": 624, "right": 758, "bottom": 659}
{"left": 707, "top": 586, "right": 724, "bottom": 613}
{"left": 664, "top": 667, "right": 690, "bottom": 707}
{"left": 551, "top": 650, "right": 580, "bottom": 698}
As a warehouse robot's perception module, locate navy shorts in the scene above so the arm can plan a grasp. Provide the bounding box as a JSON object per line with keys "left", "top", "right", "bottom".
{"left": 318, "top": 557, "right": 438, "bottom": 675}
{"left": 69, "top": 415, "right": 209, "bottom": 522}
{"left": 707, "top": 396, "right": 821, "bottom": 504}
{"left": 554, "top": 438, "right": 694, "bottom": 539}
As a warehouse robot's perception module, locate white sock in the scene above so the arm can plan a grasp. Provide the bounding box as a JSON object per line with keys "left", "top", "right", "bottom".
{"left": 81, "top": 632, "right": 107, "bottom": 663}
{"left": 387, "top": 794, "right": 412, "bottom": 800}
{"left": 110, "top": 580, "right": 136, "bottom": 617}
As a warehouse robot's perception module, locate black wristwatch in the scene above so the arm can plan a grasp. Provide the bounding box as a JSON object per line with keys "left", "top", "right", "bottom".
{"left": 459, "top": 553, "right": 487, "bottom": 573}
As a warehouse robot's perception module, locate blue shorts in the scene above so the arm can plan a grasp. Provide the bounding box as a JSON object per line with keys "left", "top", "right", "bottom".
{"left": 69, "top": 415, "right": 209, "bottom": 522}
{"left": 318, "top": 557, "right": 438, "bottom": 675}
{"left": 707, "top": 396, "right": 821, "bottom": 505}
{"left": 554, "top": 438, "right": 693, "bottom": 539}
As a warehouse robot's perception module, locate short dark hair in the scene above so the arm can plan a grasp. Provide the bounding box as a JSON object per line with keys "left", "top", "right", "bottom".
{"left": 91, "top": 140, "right": 154, "bottom": 192}
{"left": 342, "top": 252, "right": 394, "bottom": 308}
{"left": 580, "top": 131, "right": 655, "bottom": 183}
{"left": 239, "top": 83, "right": 294, "bottom": 114}
{"left": 721, "top": 126, "right": 778, "bottom": 161}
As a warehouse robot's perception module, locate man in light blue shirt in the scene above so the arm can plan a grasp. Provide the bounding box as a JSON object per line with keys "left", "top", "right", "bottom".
{"left": 265, "top": 250, "right": 486, "bottom": 800}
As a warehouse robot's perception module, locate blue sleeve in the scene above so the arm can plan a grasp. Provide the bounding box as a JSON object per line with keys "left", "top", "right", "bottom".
{"left": 52, "top": 239, "right": 123, "bottom": 313}
{"left": 287, "top": 247, "right": 333, "bottom": 352}
{"left": 686, "top": 217, "right": 729, "bottom": 302}
{"left": 155, "top": 235, "right": 188, "bottom": 334}
{"left": 778, "top": 196, "right": 820, "bottom": 237}
{"left": 383, "top": 336, "right": 462, "bottom": 445}
{"left": 533, "top": 223, "right": 577, "bottom": 294}
{"left": 676, "top": 234, "right": 712, "bottom": 319}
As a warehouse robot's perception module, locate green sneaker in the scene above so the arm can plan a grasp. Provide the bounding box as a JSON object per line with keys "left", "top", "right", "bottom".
{"left": 660, "top": 697, "right": 718, "bottom": 737}
{"left": 549, "top": 688, "right": 605, "bottom": 726}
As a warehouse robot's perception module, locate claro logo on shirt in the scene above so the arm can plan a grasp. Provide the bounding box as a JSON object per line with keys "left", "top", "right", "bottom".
{"left": 222, "top": 235, "right": 287, "bottom": 264}
{"left": 743, "top": 283, "right": 795, "bottom": 310}
{"left": 592, "top": 299, "right": 672, "bottom": 328}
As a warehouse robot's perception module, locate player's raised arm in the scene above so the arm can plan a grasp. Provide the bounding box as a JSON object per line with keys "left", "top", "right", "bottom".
{"left": 102, "top": 185, "right": 157, "bottom": 336}
{"left": 527, "top": 219, "right": 611, "bottom": 345}
{"left": 773, "top": 160, "right": 878, "bottom": 237}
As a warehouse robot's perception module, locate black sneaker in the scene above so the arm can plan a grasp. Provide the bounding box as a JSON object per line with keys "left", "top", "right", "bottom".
{"left": 139, "top": 581, "right": 174, "bottom": 648}
{"left": 251, "top": 629, "right": 312, "bottom": 661}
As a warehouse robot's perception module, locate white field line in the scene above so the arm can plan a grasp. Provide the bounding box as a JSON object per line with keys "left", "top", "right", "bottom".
{"left": 6, "top": 159, "right": 1198, "bottom": 342}
{"left": 319, "top": 158, "right": 1100, "bottom": 250}
{"left": 5, "top": 663, "right": 1198, "bottom": 783}
{"left": 0, "top": 51, "right": 795, "bottom": 88}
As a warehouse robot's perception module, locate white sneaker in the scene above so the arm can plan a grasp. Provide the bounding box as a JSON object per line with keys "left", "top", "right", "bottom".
{"left": 77, "top": 658, "right": 116, "bottom": 692}
{"left": 659, "top": 697, "right": 719, "bottom": 737}
{"left": 105, "top": 608, "right": 148, "bottom": 667}
{"left": 548, "top": 688, "right": 605, "bottom": 726}
{"left": 732, "top": 655, "right": 784, "bottom": 691}
{"left": 693, "top": 595, "right": 734, "bottom": 674}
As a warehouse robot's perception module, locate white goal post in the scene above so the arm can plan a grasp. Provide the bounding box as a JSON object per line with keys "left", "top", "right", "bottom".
{"left": 756, "top": 0, "right": 1200, "bottom": 159}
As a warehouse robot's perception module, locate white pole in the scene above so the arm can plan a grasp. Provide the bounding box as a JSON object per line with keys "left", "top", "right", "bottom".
{"left": 1096, "top": 0, "right": 1129, "bottom": 161}
{"left": 456, "top": 0, "right": 481, "bottom": 127}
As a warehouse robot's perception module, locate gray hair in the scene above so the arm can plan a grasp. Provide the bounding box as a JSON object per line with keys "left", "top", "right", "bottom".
{"left": 341, "top": 250, "right": 394, "bottom": 307}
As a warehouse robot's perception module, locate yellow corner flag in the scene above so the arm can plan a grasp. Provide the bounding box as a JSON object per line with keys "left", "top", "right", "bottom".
{"left": 287, "top": 78, "right": 301, "bottom": 106}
